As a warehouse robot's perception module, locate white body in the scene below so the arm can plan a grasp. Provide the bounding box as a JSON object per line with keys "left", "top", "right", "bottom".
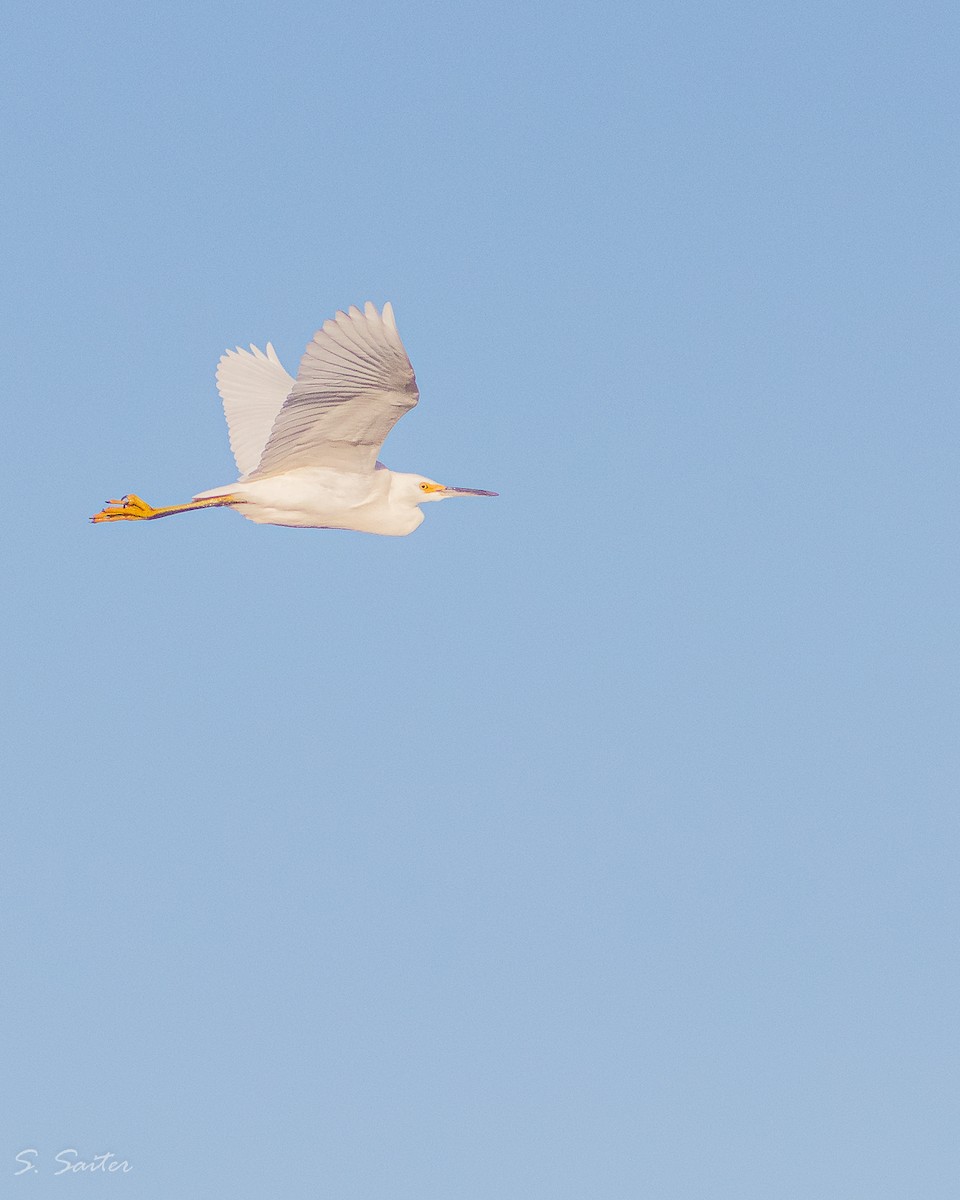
{"left": 93, "top": 303, "right": 495, "bottom": 534}
{"left": 196, "top": 467, "right": 426, "bottom": 536}
{"left": 196, "top": 301, "right": 495, "bottom": 536}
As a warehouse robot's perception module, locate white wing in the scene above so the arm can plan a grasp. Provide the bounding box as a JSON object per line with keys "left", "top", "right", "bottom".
{"left": 216, "top": 343, "right": 295, "bottom": 478}
{"left": 249, "top": 301, "right": 418, "bottom": 477}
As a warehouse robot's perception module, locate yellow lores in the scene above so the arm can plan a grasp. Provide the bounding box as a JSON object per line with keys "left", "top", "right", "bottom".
{"left": 91, "top": 302, "right": 496, "bottom": 537}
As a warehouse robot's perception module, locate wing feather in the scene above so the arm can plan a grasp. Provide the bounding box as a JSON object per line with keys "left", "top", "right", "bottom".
{"left": 250, "top": 302, "right": 419, "bottom": 477}
{"left": 216, "top": 343, "right": 295, "bottom": 478}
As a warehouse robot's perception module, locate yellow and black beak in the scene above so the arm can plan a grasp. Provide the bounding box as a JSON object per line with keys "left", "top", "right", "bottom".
{"left": 440, "top": 485, "right": 499, "bottom": 497}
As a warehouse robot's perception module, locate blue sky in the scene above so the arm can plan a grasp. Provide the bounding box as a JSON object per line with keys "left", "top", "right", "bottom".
{"left": 2, "top": 1, "right": 959, "bottom": 1196}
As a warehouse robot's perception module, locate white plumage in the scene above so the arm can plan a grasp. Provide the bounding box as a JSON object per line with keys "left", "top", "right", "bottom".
{"left": 215, "top": 342, "right": 293, "bottom": 478}
{"left": 92, "top": 301, "right": 496, "bottom": 536}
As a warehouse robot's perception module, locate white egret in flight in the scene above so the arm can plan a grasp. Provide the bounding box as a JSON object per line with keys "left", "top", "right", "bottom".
{"left": 91, "top": 302, "right": 496, "bottom": 536}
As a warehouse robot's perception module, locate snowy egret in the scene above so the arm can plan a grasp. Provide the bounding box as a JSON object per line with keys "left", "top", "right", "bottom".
{"left": 91, "top": 302, "right": 497, "bottom": 536}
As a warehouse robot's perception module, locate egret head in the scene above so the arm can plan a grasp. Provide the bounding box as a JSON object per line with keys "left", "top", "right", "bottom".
{"left": 394, "top": 472, "right": 498, "bottom": 506}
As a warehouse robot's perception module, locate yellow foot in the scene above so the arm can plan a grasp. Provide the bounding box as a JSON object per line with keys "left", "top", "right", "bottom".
{"left": 90, "top": 494, "right": 157, "bottom": 523}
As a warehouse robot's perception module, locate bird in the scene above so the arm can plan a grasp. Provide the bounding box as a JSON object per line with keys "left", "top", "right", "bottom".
{"left": 91, "top": 301, "right": 497, "bottom": 536}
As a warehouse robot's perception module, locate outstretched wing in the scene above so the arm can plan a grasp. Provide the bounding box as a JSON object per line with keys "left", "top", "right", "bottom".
{"left": 249, "top": 301, "right": 418, "bottom": 477}
{"left": 216, "top": 343, "right": 295, "bottom": 478}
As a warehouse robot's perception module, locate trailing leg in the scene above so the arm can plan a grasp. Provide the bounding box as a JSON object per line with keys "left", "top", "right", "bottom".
{"left": 90, "top": 493, "right": 238, "bottom": 523}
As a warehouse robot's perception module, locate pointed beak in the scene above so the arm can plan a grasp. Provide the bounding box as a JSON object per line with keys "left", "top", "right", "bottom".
{"left": 441, "top": 486, "right": 499, "bottom": 497}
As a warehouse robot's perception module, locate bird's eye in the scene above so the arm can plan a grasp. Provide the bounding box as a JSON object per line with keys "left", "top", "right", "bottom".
{"left": 419, "top": 482, "right": 429, "bottom": 491}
